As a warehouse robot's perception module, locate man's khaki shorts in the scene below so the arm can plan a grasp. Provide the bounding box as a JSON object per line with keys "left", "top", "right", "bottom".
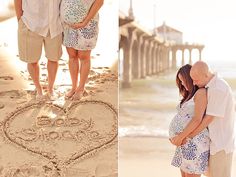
{"left": 18, "top": 18, "right": 62, "bottom": 63}
{"left": 209, "top": 150, "right": 233, "bottom": 177}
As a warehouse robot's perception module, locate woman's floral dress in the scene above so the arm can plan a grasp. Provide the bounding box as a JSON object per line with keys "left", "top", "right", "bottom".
{"left": 169, "top": 98, "right": 210, "bottom": 174}
{"left": 60, "top": 0, "right": 99, "bottom": 50}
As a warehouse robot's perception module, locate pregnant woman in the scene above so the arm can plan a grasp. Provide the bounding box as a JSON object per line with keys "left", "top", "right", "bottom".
{"left": 169, "top": 64, "right": 210, "bottom": 177}
{"left": 60, "top": 0, "right": 104, "bottom": 100}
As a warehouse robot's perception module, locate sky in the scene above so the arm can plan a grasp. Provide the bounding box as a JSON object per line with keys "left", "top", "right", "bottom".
{"left": 119, "top": 0, "right": 236, "bottom": 63}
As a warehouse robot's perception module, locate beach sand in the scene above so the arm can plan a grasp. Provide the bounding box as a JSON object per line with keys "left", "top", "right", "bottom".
{"left": 0, "top": 17, "right": 118, "bottom": 177}
{"left": 0, "top": 2, "right": 15, "bottom": 22}
{"left": 119, "top": 137, "right": 236, "bottom": 177}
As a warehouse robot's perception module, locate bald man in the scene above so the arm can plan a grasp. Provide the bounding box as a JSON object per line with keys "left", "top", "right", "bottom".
{"left": 172, "top": 61, "right": 235, "bottom": 177}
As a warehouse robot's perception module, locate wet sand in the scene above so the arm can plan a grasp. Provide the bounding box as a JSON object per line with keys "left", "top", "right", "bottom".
{"left": 119, "top": 137, "right": 236, "bottom": 177}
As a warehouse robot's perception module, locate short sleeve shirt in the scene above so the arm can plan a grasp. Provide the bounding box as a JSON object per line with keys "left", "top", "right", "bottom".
{"left": 206, "top": 73, "right": 236, "bottom": 155}
{"left": 21, "top": 0, "right": 63, "bottom": 38}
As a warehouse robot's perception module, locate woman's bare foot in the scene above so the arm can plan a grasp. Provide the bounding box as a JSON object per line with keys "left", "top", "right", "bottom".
{"left": 65, "top": 88, "right": 76, "bottom": 99}
{"left": 35, "top": 92, "right": 45, "bottom": 101}
{"left": 71, "top": 89, "right": 87, "bottom": 101}
{"left": 35, "top": 87, "right": 45, "bottom": 101}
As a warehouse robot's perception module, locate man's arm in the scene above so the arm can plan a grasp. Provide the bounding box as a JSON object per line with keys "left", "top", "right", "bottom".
{"left": 171, "top": 89, "right": 207, "bottom": 146}
{"left": 188, "top": 114, "right": 214, "bottom": 138}
{"left": 14, "top": 0, "right": 23, "bottom": 21}
{"left": 188, "top": 88, "right": 228, "bottom": 140}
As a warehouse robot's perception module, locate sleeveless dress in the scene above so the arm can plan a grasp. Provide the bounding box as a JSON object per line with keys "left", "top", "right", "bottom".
{"left": 60, "top": 0, "right": 99, "bottom": 50}
{"left": 169, "top": 97, "right": 210, "bottom": 174}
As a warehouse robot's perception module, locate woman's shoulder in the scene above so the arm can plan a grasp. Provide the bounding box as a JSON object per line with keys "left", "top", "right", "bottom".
{"left": 194, "top": 88, "right": 207, "bottom": 99}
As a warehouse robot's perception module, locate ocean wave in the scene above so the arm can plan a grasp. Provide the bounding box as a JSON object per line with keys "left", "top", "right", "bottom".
{"left": 119, "top": 126, "right": 169, "bottom": 138}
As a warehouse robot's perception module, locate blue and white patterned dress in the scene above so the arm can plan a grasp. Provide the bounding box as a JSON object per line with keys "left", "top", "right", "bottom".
{"left": 60, "top": 0, "right": 99, "bottom": 50}
{"left": 169, "top": 97, "right": 210, "bottom": 174}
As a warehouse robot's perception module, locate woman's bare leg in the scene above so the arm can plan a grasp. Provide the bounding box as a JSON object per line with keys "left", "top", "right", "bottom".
{"left": 66, "top": 47, "right": 79, "bottom": 98}
{"left": 181, "top": 169, "right": 186, "bottom": 177}
{"left": 72, "top": 50, "right": 91, "bottom": 100}
{"left": 185, "top": 173, "right": 201, "bottom": 177}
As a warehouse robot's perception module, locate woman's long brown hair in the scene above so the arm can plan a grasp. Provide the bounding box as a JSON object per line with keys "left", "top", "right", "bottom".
{"left": 176, "top": 64, "right": 198, "bottom": 106}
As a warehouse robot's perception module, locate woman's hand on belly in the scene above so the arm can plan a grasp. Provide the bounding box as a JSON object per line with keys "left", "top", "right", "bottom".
{"left": 65, "top": 21, "right": 87, "bottom": 29}
{"left": 170, "top": 133, "right": 185, "bottom": 146}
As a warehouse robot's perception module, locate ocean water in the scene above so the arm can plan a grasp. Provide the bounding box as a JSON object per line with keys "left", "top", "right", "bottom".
{"left": 119, "top": 60, "right": 236, "bottom": 138}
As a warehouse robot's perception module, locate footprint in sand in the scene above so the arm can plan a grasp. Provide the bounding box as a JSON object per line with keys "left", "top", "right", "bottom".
{"left": 0, "top": 165, "right": 50, "bottom": 177}
{"left": 89, "top": 90, "right": 96, "bottom": 95}
{"left": 96, "top": 89, "right": 104, "bottom": 93}
{"left": 85, "top": 86, "right": 97, "bottom": 91}
{"left": 26, "top": 90, "right": 36, "bottom": 95}
{"left": 0, "top": 76, "right": 14, "bottom": 80}
{"left": 59, "top": 63, "right": 66, "bottom": 66}
{"left": 0, "top": 90, "right": 26, "bottom": 99}
{"left": 0, "top": 43, "right": 8, "bottom": 47}
{"left": 62, "top": 68, "right": 69, "bottom": 72}
{"left": 40, "top": 62, "right": 46, "bottom": 66}
{"left": 0, "top": 103, "right": 4, "bottom": 109}
{"left": 90, "top": 70, "right": 96, "bottom": 75}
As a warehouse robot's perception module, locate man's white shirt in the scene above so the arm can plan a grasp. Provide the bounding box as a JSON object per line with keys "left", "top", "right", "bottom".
{"left": 206, "top": 73, "right": 236, "bottom": 155}
{"left": 21, "top": 0, "right": 63, "bottom": 38}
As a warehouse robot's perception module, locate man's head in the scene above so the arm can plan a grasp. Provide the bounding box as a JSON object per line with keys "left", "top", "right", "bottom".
{"left": 190, "top": 61, "right": 213, "bottom": 87}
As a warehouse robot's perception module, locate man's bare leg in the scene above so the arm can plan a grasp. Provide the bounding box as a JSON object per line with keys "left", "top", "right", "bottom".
{"left": 47, "top": 60, "right": 58, "bottom": 95}
{"left": 27, "top": 62, "right": 43, "bottom": 96}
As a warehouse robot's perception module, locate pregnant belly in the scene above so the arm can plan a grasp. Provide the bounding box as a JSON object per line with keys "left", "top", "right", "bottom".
{"left": 60, "top": 2, "right": 88, "bottom": 24}
{"left": 169, "top": 115, "right": 190, "bottom": 138}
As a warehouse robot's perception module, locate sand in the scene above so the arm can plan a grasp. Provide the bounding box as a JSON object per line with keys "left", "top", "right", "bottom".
{"left": 119, "top": 137, "right": 236, "bottom": 177}
{"left": 0, "top": 3, "right": 15, "bottom": 22}
{"left": 0, "top": 17, "right": 118, "bottom": 177}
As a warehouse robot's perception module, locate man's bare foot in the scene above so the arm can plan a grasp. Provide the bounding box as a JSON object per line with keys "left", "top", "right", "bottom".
{"left": 35, "top": 84, "right": 43, "bottom": 95}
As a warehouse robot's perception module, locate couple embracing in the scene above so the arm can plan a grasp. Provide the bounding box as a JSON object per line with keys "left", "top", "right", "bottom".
{"left": 169, "top": 61, "right": 235, "bottom": 177}
{"left": 14, "top": 0, "right": 104, "bottom": 101}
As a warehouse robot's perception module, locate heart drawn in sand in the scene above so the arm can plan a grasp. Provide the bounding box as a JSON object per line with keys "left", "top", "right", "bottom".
{"left": 2, "top": 100, "right": 117, "bottom": 168}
